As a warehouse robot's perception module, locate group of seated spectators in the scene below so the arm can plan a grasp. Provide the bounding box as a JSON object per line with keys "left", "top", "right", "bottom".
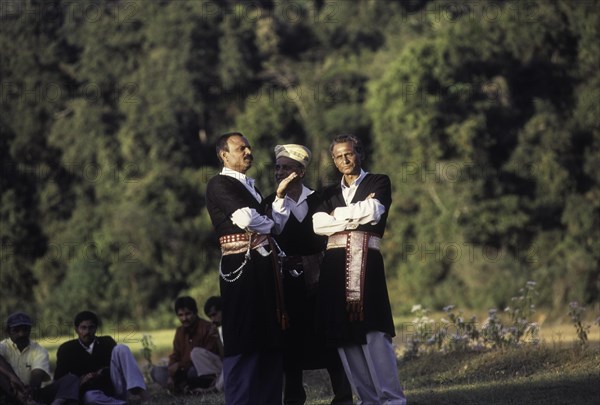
{"left": 0, "top": 296, "right": 223, "bottom": 405}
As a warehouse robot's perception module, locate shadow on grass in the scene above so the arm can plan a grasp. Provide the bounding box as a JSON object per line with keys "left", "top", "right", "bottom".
{"left": 408, "top": 373, "right": 600, "bottom": 405}
{"left": 143, "top": 373, "right": 599, "bottom": 405}
{"left": 142, "top": 345, "right": 600, "bottom": 404}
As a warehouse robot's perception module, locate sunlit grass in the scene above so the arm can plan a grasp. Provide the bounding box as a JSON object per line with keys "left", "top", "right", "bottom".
{"left": 34, "top": 317, "right": 599, "bottom": 404}
{"left": 39, "top": 316, "right": 599, "bottom": 366}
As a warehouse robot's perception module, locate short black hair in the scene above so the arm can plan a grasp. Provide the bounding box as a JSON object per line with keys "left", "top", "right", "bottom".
{"left": 204, "top": 296, "right": 222, "bottom": 316}
{"left": 174, "top": 296, "right": 198, "bottom": 314}
{"left": 329, "top": 134, "right": 363, "bottom": 157}
{"left": 74, "top": 311, "right": 100, "bottom": 328}
{"left": 216, "top": 132, "right": 245, "bottom": 163}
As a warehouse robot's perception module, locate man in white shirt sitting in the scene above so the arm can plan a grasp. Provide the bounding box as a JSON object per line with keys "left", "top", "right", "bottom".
{"left": 0, "top": 312, "right": 78, "bottom": 405}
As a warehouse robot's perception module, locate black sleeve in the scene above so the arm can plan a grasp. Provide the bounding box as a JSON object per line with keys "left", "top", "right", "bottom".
{"left": 313, "top": 184, "right": 337, "bottom": 214}
{"left": 207, "top": 177, "right": 249, "bottom": 217}
{"left": 206, "top": 176, "right": 258, "bottom": 230}
{"left": 53, "top": 344, "right": 68, "bottom": 380}
{"left": 104, "top": 336, "right": 117, "bottom": 350}
{"left": 368, "top": 175, "right": 392, "bottom": 212}
{"left": 263, "top": 193, "right": 276, "bottom": 218}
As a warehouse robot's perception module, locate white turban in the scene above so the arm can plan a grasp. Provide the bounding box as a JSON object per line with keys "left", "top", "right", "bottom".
{"left": 274, "top": 144, "right": 311, "bottom": 167}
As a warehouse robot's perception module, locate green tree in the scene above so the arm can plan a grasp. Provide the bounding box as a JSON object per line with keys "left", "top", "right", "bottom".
{"left": 367, "top": 0, "right": 599, "bottom": 310}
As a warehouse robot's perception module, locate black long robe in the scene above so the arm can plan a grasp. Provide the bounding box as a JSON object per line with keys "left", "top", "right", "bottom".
{"left": 315, "top": 173, "right": 396, "bottom": 347}
{"left": 206, "top": 174, "right": 283, "bottom": 356}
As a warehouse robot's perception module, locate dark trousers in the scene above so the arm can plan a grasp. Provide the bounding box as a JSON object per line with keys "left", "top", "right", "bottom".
{"left": 284, "top": 353, "right": 353, "bottom": 405}
{"left": 0, "top": 372, "right": 79, "bottom": 405}
{"left": 223, "top": 351, "right": 283, "bottom": 405}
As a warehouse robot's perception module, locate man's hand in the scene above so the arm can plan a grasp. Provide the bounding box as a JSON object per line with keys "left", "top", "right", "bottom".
{"left": 331, "top": 193, "right": 376, "bottom": 216}
{"left": 10, "top": 381, "right": 38, "bottom": 405}
{"left": 80, "top": 371, "right": 101, "bottom": 385}
{"left": 276, "top": 172, "right": 297, "bottom": 198}
{"left": 8, "top": 374, "right": 26, "bottom": 394}
{"left": 167, "top": 376, "right": 175, "bottom": 392}
{"left": 167, "top": 362, "right": 179, "bottom": 376}
{"left": 166, "top": 362, "right": 180, "bottom": 392}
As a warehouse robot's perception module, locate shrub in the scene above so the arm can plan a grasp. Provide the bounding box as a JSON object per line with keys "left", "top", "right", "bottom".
{"left": 405, "top": 281, "right": 540, "bottom": 358}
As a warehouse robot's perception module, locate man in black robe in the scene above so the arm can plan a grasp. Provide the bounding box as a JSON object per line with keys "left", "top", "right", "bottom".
{"left": 205, "top": 132, "right": 285, "bottom": 405}
{"left": 312, "top": 134, "right": 407, "bottom": 405}
{"left": 264, "top": 144, "right": 352, "bottom": 405}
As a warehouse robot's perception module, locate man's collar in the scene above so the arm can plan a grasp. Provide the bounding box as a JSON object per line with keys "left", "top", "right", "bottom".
{"left": 282, "top": 184, "right": 313, "bottom": 204}
{"left": 9, "top": 339, "right": 30, "bottom": 352}
{"left": 78, "top": 338, "right": 97, "bottom": 351}
{"left": 341, "top": 169, "right": 367, "bottom": 189}
{"left": 298, "top": 185, "right": 314, "bottom": 203}
{"left": 221, "top": 167, "right": 254, "bottom": 186}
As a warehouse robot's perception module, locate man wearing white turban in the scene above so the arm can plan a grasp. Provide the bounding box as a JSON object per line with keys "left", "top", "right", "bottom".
{"left": 265, "top": 143, "right": 352, "bottom": 405}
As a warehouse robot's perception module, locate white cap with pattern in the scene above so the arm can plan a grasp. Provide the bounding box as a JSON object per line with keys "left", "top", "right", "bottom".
{"left": 274, "top": 144, "right": 311, "bottom": 167}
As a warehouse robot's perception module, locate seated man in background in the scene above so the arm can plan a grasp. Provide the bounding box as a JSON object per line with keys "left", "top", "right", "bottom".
{"left": 0, "top": 312, "right": 78, "bottom": 405}
{"left": 151, "top": 296, "right": 223, "bottom": 394}
{"left": 203, "top": 296, "right": 224, "bottom": 391}
{"left": 54, "top": 310, "right": 148, "bottom": 405}
{"left": 203, "top": 296, "right": 223, "bottom": 334}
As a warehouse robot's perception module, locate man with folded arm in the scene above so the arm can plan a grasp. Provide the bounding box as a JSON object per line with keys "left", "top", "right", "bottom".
{"left": 205, "top": 132, "right": 286, "bottom": 405}
{"left": 312, "top": 134, "right": 407, "bottom": 405}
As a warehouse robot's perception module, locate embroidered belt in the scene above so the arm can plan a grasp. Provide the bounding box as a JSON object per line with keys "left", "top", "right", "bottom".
{"left": 219, "top": 233, "right": 269, "bottom": 255}
{"left": 326, "top": 231, "right": 382, "bottom": 321}
{"left": 326, "top": 232, "right": 381, "bottom": 251}
{"left": 217, "top": 232, "right": 289, "bottom": 330}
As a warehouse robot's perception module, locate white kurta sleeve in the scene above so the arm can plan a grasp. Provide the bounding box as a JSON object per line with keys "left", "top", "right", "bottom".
{"left": 312, "top": 198, "right": 385, "bottom": 236}
{"left": 231, "top": 207, "right": 274, "bottom": 234}
{"left": 332, "top": 198, "right": 385, "bottom": 225}
{"left": 312, "top": 212, "right": 349, "bottom": 236}
{"left": 270, "top": 197, "right": 290, "bottom": 235}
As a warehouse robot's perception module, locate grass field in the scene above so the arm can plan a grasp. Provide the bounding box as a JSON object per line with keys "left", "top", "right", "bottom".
{"left": 142, "top": 339, "right": 600, "bottom": 405}
{"left": 35, "top": 320, "right": 599, "bottom": 404}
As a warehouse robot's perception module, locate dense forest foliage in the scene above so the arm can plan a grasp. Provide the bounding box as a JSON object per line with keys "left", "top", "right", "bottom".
{"left": 1, "top": 0, "right": 598, "bottom": 329}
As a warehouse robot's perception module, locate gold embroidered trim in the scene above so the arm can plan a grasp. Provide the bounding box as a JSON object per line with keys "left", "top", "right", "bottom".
{"left": 326, "top": 231, "right": 381, "bottom": 321}
{"left": 220, "top": 234, "right": 269, "bottom": 255}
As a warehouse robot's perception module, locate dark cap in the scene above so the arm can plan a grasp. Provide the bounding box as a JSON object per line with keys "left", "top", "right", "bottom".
{"left": 6, "top": 312, "right": 33, "bottom": 329}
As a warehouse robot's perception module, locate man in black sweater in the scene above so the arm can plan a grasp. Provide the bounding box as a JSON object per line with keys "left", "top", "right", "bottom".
{"left": 54, "top": 311, "right": 148, "bottom": 404}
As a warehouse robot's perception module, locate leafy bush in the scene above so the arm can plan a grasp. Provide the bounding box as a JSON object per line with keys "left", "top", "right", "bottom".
{"left": 405, "top": 281, "right": 540, "bottom": 358}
